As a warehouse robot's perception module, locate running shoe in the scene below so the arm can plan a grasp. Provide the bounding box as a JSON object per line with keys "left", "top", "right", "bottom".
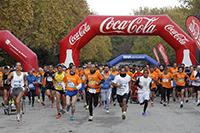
{"left": 99, "top": 103, "right": 101, "bottom": 107}
{"left": 88, "top": 116, "right": 93, "bottom": 121}
{"left": 126, "top": 104, "right": 128, "bottom": 107}
{"left": 85, "top": 105, "right": 89, "bottom": 110}
{"left": 62, "top": 109, "right": 66, "bottom": 114}
{"left": 197, "top": 102, "right": 200, "bottom": 106}
{"left": 173, "top": 97, "right": 176, "bottom": 102}
{"left": 77, "top": 98, "right": 80, "bottom": 102}
{"left": 186, "top": 99, "right": 189, "bottom": 103}
{"left": 102, "top": 103, "right": 104, "bottom": 106}
{"left": 106, "top": 109, "right": 109, "bottom": 114}
{"left": 160, "top": 101, "right": 163, "bottom": 104}
{"left": 104, "top": 105, "right": 107, "bottom": 109}
{"left": 28, "top": 101, "right": 31, "bottom": 105}
{"left": 56, "top": 114, "right": 61, "bottom": 119}
{"left": 51, "top": 104, "right": 54, "bottom": 108}
{"left": 113, "top": 102, "right": 116, "bottom": 106}
{"left": 17, "top": 116, "right": 20, "bottom": 122}
{"left": 41, "top": 102, "right": 45, "bottom": 106}
{"left": 163, "top": 103, "right": 166, "bottom": 106}
{"left": 122, "top": 113, "right": 126, "bottom": 119}
{"left": 70, "top": 116, "right": 74, "bottom": 121}
{"left": 48, "top": 96, "right": 51, "bottom": 100}
{"left": 83, "top": 104, "right": 87, "bottom": 108}
{"left": 32, "top": 104, "right": 34, "bottom": 107}
{"left": 142, "top": 112, "right": 146, "bottom": 116}
{"left": 66, "top": 106, "right": 70, "bottom": 112}
{"left": 151, "top": 103, "right": 154, "bottom": 107}
{"left": 180, "top": 104, "right": 183, "bottom": 108}
{"left": 37, "top": 99, "right": 41, "bottom": 103}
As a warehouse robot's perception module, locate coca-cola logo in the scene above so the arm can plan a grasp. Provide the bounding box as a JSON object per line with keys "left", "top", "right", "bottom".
{"left": 69, "top": 22, "right": 90, "bottom": 45}
{"left": 189, "top": 19, "right": 200, "bottom": 45}
{"left": 100, "top": 17, "right": 159, "bottom": 34}
{"left": 159, "top": 46, "right": 168, "bottom": 62}
{"left": 164, "top": 24, "right": 189, "bottom": 45}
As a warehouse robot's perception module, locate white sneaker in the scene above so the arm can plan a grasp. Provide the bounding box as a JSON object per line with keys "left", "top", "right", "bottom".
{"left": 17, "top": 116, "right": 20, "bottom": 122}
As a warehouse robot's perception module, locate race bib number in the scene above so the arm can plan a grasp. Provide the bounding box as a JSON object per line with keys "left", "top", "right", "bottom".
{"left": 120, "top": 84, "right": 126, "bottom": 90}
{"left": 58, "top": 82, "right": 62, "bottom": 87}
{"left": 13, "top": 80, "right": 21, "bottom": 87}
{"left": 178, "top": 78, "right": 184, "bottom": 83}
{"left": 163, "top": 79, "right": 169, "bottom": 82}
{"left": 89, "top": 88, "right": 96, "bottom": 94}
{"left": 29, "top": 84, "right": 34, "bottom": 88}
{"left": 89, "top": 80, "right": 96, "bottom": 85}
{"left": 47, "top": 77, "right": 52, "bottom": 82}
{"left": 67, "top": 81, "right": 74, "bottom": 88}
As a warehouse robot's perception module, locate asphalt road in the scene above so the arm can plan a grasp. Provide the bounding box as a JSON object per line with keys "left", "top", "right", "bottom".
{"left": 0, "top": 95, "right": 200, "bottom": 133}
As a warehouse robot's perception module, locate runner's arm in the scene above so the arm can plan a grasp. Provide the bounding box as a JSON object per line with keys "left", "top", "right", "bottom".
{"left": 6, "top": 72, "right": 13, "bottom": 84}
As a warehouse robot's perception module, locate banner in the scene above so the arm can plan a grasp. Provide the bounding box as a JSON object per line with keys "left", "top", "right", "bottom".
{"left": 153, "top": 47, "right": 160, "bottom": 65}
{"left": 158, "top": 43, "right": 169, "bottom": 66}
{"left": 186, "top": 16, "right": 200, "bottom": 50}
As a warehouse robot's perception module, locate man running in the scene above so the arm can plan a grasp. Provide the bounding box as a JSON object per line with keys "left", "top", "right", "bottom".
{"left": 2, "top": 66, "right": 10, "bottom": 105}
{"left": 135, "top": 69, "right": 152, "bottom": 116}
{"left": 85, "top": 64, "right": 104, "bottom": 121}
{"left": 7, "top": 62, "right": 28, "bottom": 122}
{"left": 63, "top": 65, "right": 82, "bottom": 121}
{"left": 160, "top": 67, "right": 173, "bottom": 106}
{"left": 27, "top": 69, "right": 38, "bottom": 107}
{"left": 190, "top": 65, "right": 200, "bottom": 106}
{"left": 174, "top": 66, "right": 190, "bottom": 108}
{"left": 149, "top": 66, "right": 158, "bottom": 107}
{"left": 113, "top": 67, "right": 131, "bottom": 120}
{"left": 53, "top": 64, "right": 66, "bottom": 118}
{"left": 111, "top": 65, "right": 119, "bottom": 106}
{"left": 101, "top": 65, "right": 114, "bottom": 113}
{"left": 169, "top": 63, "right": 178, "bottom": 101}
{"left": 42, "top": 65, "right": 55, "bottom": 107}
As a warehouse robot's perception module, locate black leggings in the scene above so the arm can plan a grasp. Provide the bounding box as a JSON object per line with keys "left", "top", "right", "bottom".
{"left": 42, "top": 87, "right": 46, "bottom": 102}
{"left": 28, "top": 90, "right": 35, "bottom": 104}
{"left": 85, "top": 87, "right": 89, "bottom": 105}
{"left": 161, "top": 87, "right": 171, "bottom": 102}
{"left": 112, "top": 86, "right": 117, "bottom": 102}
{"left": 88, "top": 92, "right": 99, "bottom": 116}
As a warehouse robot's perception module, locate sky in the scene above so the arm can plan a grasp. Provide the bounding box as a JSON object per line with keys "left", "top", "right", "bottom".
{"left": 86, "top": 0, "right": 181, "bottom": 15}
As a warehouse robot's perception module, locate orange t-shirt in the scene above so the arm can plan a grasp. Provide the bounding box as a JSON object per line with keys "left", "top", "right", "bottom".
{"left": 126, "top": 71, "right": 133, "bottom": 77}
{"left": 111, "top": 71, "right": 118, "bottom": 77}
{"left": 0, "top": 72, "right": 3, "bottom": 87}
{"left": 85, "top": 71, "right": 104, "bottom": 93}
{"left": 41, "top": 71, "right": 46, "bottom": 85}
{"left": 174, "top": 72, "right": 188, "bottom": 86}
{"left": 169, "top": 67, "right": 178, "bottom": 76}
{"left": 62, "top": 74, "right": 82, "bottom": 91}
{"left": 160, "top": 72, "right": 173, "bottom": 88}
{"left": 149, "top": 71, "right": 158, "bottom": 88}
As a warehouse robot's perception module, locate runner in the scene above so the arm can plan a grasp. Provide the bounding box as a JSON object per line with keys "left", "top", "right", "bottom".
{"left": 2, "top": 66, "right": 10, "bottom": 105}
{"left": 190, "top": 65, "right": 200, "bottom": 106}
{"left": 174, "top": 66, "right": 190, "bottom": 108}
{"left": 111, "top": 65, "right": 119, "bottom": 106}
{"left": 160, "top": 67, "right": 173, "bottom": 106}
{"left": 101, "top": 65, "right": 114, "bottom": 113}
{"left": 53, "top": 64, "right": 66, "bottom": 119}
{"left": 62, "top": 65, "right": 82, "bottom": 121}
{"left": 112, "top": 67, "right": 131, "bottom": 119}
{"left": 0, "top": 68, "right": 3, "bottom": 100}
{"left": 148, "top": 66, "right": 158, "bottom": 107}
{"left": 169, "top": 63, "right": 178, "bottom": 101}
{"left": 81, "top": 61, "right": 92, "bottom": 109}
{"left": 6, "top": 62, "right": 28, "bottom": 122}
{"left": 26, "top": 69, "right": 38, "bottom": 107}
{"left": 42, "top": 65, "right": 55, "bottom": 107}
{"left": 135, "top": 69, "right": 152, "bottom": 116}
{"left": 85, "top": 64, "right": 104, "bottom": 121}
{"left": 36, "top": 67, "right": 43, "bottom": 103}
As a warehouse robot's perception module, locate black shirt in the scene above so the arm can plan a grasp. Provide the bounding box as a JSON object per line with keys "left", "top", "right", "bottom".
{"left": 44, "top": 71, "right": 55, "bottom": 85}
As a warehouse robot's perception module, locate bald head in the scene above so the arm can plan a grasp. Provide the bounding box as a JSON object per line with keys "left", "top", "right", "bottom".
{"left": 197, "top": 65, "right": 200, "bottom": 71}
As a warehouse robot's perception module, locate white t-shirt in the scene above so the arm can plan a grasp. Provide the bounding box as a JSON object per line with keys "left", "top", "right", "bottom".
{"left": 137, "top": 76, "right": 152, "bottom": 93}
{"left": 112, "top": 74, "right": 131, "bottom": 96}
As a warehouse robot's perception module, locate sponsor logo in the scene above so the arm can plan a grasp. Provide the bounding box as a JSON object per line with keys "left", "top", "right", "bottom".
{"left": 158, "top": 45, "right": 168, "bottom": 62}
{"left": 100, "top": 17, "right": 159, "bottom": 34}
{"left": 5, "top": 39, "right": 27, "bottom": 58}
{"left": 188, "top": 19, "right": 200, "bottom": 46}
{"left": 123, "top": 55, "right": 145, "bottom": 59}
{"left": 69, "top": 22, "right": 90, "bottom": 45}
{"left": 164, "top": 24, "right": 189, "bottom": 45}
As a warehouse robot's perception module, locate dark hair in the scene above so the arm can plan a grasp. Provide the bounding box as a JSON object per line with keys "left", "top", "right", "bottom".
{"left": 178, "top": 66, "right": 183, "bottom": 71}
{"left": 143, "top": 69, "right": 149, "bottom": 74}
{"left": 150, "top": 65, "right": 154, "bottom": 69}
{"left": 69, "top": 65, "right": 75, "bottom": 69}
{"left": 104, "top": 65, "right": 109, "bottom": 68}
{"left": 120, "top": 66, "right": 126, "bottom": 71}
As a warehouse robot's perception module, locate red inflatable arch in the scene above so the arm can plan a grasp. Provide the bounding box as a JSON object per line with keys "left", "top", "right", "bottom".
{"left": 0, "top": 30, "right": 38, "bottom": 72}
{"left": 60, "top": 15, "right": 196, "bottom": 67}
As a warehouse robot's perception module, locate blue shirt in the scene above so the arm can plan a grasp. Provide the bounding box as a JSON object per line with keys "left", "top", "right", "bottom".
{"left": 26, "top": 75, "right": 38, "bottom": 90}
{"left": 101, "top": 72, "right": 114, "bottom": 89}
